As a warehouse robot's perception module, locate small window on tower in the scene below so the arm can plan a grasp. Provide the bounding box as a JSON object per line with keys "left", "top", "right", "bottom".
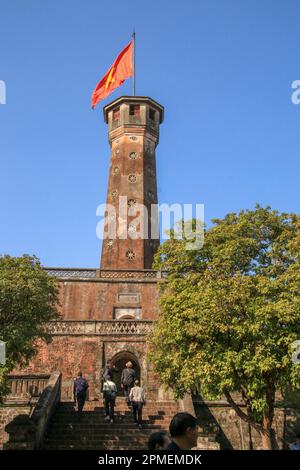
{"left": 149, "top": 108, "right": 156, "bottom": 121}
{"left": 113, "top": 107, "right": 120, "bottom": 120}
{"left": 129, "top": 104, "right": 140, "bottom": 116}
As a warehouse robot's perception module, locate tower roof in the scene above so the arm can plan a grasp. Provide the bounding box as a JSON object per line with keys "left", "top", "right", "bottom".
{"left": 103, "top": 96, "right": 164, "bottom": 124}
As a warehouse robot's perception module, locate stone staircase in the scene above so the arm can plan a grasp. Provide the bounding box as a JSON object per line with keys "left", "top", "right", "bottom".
{"left": 43, "top": 398, "right": 220, "bottom": 450}
{"left": 43, "top": 399, "right": 179, "bottom": 450}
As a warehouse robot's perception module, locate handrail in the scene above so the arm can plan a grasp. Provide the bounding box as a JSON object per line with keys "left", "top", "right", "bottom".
{"left": 30, "top": 371, "right": 62, "bottom": 449}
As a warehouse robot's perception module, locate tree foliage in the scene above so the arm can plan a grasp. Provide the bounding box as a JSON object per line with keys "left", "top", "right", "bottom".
{"left": 150, "top": 206, "right": 300, "bottom": 448}
{"left": 0, "top": 255, "right": 59, "bottom": 398}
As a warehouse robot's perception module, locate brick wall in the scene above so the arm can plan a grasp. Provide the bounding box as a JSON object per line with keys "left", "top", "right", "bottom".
{"left": 17, "top": 335, "right": 156, "bottom": 400}
{"left": 56, "top": 279, "right": 159, "bottom": 321}
{"left": 194, "top": 401, "right": 300, "bottom": 449}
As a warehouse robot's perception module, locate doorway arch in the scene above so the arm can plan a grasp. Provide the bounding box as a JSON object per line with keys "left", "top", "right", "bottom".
{"left": 111, "top": 351, "right": 141, "bottom": 396}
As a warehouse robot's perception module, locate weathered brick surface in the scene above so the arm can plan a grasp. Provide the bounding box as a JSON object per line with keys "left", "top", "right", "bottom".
{"left": 101, "top": 97, "right": 163, "bottom": 270}
{"left": 55, "top": 279, "right": 159, "bottom": 321}
{"left": 194, "top": 402, "right": 300, "bottom": 449}
{"left": 17, "top": 335, "right": 159, "bottom": 401}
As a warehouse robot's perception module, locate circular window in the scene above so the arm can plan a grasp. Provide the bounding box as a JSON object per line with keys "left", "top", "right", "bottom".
{"left": 111, "top": 189, "right": 118, "bottom": 199}
{"left": 128, "top": 174, "right": 137, "bottom": 183}
{"left": 129, "top": 151, "right": 137, "bottom": 160}
{"left": 128, "top": 198, "right": 136, "bottom": 207}
{"left": 114, "top": 147, "right": 120, "bottom": 156}
{"left": 130, "top": 136, "right": 138, "bottom": 141}
{"left": 113, "top": 166, "right": 120, "bottom": 175}
{"left": 107, "top": 240, "right": 113, "bottom": 247}
{"left": 126, "top": 250, "right": 136, "bottom": 260}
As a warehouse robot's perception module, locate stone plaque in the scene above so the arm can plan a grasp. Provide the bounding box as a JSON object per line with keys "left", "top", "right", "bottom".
{"left": 118, "top": 293, "right": 139, "bottom": 304}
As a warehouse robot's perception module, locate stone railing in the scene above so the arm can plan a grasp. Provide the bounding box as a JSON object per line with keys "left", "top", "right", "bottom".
{"left": 44, "top": 267, "right": 167, "bottom": 281}
{"left": 7, "top": 375, "right": 50, "bottom": 400}
{"left": 30, "top": 372, "right": 61, "bottom": 449}
{"left": 3, "top": 372, "right": 62, "bottom": 449}
{"left": 99, "top": 269, "right": 160, "bottom": 279}
{"left": 48, "top": 320, "right": 153, "bottom": 336}
{"left": 45, "top": 268, "right": 97, "bottom": 279}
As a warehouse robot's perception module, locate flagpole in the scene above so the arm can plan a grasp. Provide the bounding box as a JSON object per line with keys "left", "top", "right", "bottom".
{"left": 132, "top": 31, "right": 136, "bottom": 96}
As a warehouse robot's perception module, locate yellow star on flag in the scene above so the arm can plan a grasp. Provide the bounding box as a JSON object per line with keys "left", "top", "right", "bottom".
{"left": 105, "top": 67, "right": 115, "bottom": 91}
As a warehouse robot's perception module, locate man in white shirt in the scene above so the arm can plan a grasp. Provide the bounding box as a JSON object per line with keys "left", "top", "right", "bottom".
{"left": 129, "top": 380, "right": 146, "bottom": 429}
{"left": 102, "top": 375, "right": 117, "bottom": 423}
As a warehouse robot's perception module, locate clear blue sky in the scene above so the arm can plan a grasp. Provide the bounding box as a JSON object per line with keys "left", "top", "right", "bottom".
{"left": 0, "top": 0, "right": 299, "bottom": 267}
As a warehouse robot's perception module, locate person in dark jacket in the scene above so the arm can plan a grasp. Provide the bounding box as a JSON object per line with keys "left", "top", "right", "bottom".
{"left": 121, "top": 361, "right": 135, "bottom": 405}
{"left": 166, "top": 413, "right": 199, "bottom": 451}
{"left": 102, "top": 359, "right": 118, "bottom": 381}
{"left": 73, "top": 371, "right": 89, "bottom": 414}
{"left": 148, "top": 431, "right": 171, "bottom": 450}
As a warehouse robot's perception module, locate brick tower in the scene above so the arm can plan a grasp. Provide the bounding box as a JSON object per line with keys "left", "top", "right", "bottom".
{"left": 100, "top": 96, "right": 164, "bottom": 270}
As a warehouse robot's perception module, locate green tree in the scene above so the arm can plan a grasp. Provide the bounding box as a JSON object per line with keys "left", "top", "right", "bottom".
{"left": 0, "top": 255, "right": 59, "bottom": 399}
{"left": 150, "top": 206, "right": 300, "bottom": 450}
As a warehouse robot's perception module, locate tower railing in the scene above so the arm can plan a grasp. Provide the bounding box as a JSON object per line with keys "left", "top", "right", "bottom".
{"left": 45, "top": 267, "right": 167, "bottom": 280}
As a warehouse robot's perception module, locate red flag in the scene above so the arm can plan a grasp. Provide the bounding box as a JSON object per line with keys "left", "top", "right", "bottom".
{"left": 91, "top": 41, "right": 133, "bottom": 109}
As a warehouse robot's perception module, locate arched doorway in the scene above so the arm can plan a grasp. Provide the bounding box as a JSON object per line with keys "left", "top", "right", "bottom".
{"left": 110, "top": 351, "right": 141, "bottom": 396}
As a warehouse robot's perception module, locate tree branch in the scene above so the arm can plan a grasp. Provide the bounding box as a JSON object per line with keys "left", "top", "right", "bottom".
{"left": 224, "top": 390, "right": 266, "bottom": 435}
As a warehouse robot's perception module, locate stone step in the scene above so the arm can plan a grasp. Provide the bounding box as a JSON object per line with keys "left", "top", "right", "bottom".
{"left": 44, "top": 435, "right": 155, "bottom": 443}
{"left": 47, "top": 420, "right": 168, "bottom": 427}
{"left": 49, "top": 415, "right": 172, "bottom": 421}
{"left": 52, "top": 416, "right": 173, "bottom": 421}
{"left": 57, "top": 413, "right": 177, "bottom": 417}
{"left": 58, "top": 408, "right": 178, "bottom": 413}
{"left": 45, "top": 434, "right": 154, "bottom": 442}
{"left": 60, "top": 400, "right": 176, "bottom": 405}
{"left": 71, "top": 406, "right": 179, "bottom": 409}
{"left": 56, "top": 407, "right": 178, "bottom": 412}
{"left": 60, "top": 407, "right": 177, "bottom": 410}
{"left": 46, "top": 428, "right": 169, "bottom": 436}
{"left": 55, "top": 410, "right": 176, "bottom": 415}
